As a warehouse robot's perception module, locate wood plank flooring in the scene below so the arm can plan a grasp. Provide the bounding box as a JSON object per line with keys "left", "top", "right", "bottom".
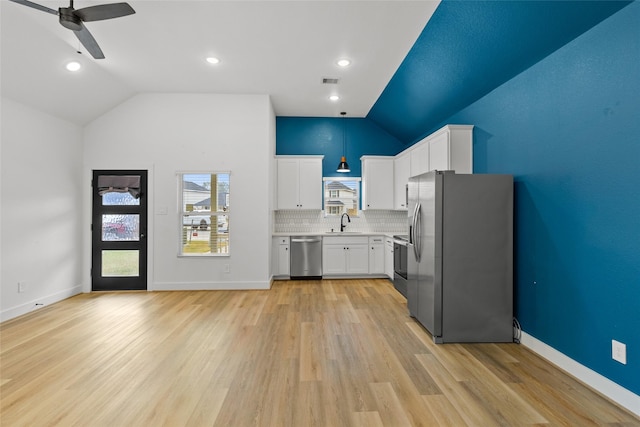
{"left": 1, "top": 279, "right": 638, "bottom": 426}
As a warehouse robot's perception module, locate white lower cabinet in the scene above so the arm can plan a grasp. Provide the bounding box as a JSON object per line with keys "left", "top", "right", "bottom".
{"left": 323, "top": 236, "right": 369, "bottom": 275}
{"left": 384, "top": 237, "right": 394, "bottom": 279}
{"left": 368, "top": 236, "right": 385, "bottom": 275}
{"left": 272, "top": 237, "right": 290, "bottom": 277}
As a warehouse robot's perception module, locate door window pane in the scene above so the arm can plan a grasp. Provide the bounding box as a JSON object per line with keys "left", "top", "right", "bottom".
{"left": 102, "top": 214, "right": 140, "bottom": 241}
{"left": 102, "top": 192, "right": 140, "bottom": 206}
{"left": 102, "top": 250, "right": 139, "bottom": 277}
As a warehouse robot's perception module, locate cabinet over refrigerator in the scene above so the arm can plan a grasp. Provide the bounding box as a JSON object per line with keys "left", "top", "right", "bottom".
{"left": 407, "top": 171, "right": 513, "bottom": 343}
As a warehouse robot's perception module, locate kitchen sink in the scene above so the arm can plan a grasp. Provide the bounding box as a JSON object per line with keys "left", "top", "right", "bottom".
{"left": 325, "top": 231, "right": 362, "bottom": 234}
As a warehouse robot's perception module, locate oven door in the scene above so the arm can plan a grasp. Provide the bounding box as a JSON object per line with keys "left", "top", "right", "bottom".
{"left": 393, "top": 241, "right": 408, "bottom": 297}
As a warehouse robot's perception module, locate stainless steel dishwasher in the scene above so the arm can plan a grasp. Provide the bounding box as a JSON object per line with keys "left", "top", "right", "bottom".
{"left": 290, "top": 236, "right": 322, "bottom": 279}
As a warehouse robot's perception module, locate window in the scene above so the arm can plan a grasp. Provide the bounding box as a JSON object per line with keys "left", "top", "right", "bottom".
{"left": 179, "top": 172, "right": 230, "bottom": 256}
{"left": 323, "top": 177, "right": 360, "bottom": 217}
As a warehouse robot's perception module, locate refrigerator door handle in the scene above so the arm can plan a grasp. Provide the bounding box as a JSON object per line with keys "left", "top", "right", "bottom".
{"left": 414, "top": 202, "right": 422, "bottom": 262}
{"left": 410, "top": 202, "right": 419, "bottom": 245}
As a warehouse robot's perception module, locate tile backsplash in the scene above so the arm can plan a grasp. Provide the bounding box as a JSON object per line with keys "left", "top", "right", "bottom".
{"left": 274, "top": 210, "right": 407, "bottom": 234}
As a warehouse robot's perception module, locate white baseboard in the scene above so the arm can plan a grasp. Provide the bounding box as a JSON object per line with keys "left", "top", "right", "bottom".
{"left": 151, "top": 280, "right": 272, "bottom": 291}
{"left": 521, "top": 331, "right": 640, "bottom": 418}
{"left": 0, "top": 285, "right": 83, "bottom": 322}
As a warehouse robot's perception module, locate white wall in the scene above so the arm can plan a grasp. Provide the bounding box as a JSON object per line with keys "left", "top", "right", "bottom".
{"left": 83, "top": 93, "right": 274, "bottom": 291}
{"left": 267, "top": 100, "right": 277, "bottom": 279}
{"left": 1, "top": 97, "right": 84, "bottom": 320}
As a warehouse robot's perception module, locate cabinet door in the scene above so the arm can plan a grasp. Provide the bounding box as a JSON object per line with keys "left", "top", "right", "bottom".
{"left": 428, "top": 131, "right": 450, "bottom": 172}
{"left": 323, "top": 244, "right": 346, "bottom": 274}
{"left": 384, "top": 238, "right": 394, "bottom": 278}
{"left": 410, "top": 143, "right": 429, "bottom": 176}
{"left": 369, "top": 244, "right": 385, "bottom": 275}
{"left": 394, "top": 153, "right": 410, "bottom": 210}
{"left": 346, "top": 244, "right": 369, "bottom": 274}
{"left": 362, "top": 158, "right": 394, "bottom": 210}
{"left": 278, "top": 244, "right": 290, "bottom": 275}
{"left": 298, "top": 158, "right": 322, "bottom": 209}
{"left": 277, "top": 158, "right": 300, "bottom": 209}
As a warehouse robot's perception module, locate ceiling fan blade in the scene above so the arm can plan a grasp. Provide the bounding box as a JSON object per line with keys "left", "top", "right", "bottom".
{"left": 8, "top": 0, "right": 58, "bottom": 15}
{"left": 74, "top": 3, "right": 135, "bottom": 22}
{"left": 74, "top": 23, "right": 105, "bottom": 59}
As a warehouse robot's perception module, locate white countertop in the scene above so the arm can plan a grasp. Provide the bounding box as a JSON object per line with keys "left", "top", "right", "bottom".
{"left": 273, "top": 232, "right": 396, "bottom": 238}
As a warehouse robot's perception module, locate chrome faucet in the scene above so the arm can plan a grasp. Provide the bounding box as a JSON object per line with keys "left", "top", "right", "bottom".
{"left": 340, "top": 213, "right": 351, "bottom": 232}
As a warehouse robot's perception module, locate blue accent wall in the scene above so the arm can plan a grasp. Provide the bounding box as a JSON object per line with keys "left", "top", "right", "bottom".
{"left": 368, "top": 0, "right": 631, "bottom": 144}
{"left": 433, "top": 3, "right": 640, "bottom": 395}
{"left": 276, "top": 117, "right": 404, "bottom": 178}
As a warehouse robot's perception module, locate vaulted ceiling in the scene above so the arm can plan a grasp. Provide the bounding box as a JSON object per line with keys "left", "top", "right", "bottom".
{"left": 0, "top": 0, "right": 439, "bottom": 125}
{"left": 1, "top": 0, "right": 631, "bottom": 144}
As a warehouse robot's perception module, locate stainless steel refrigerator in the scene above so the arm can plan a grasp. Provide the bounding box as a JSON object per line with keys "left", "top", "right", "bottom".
{"left": 407, "top": 171, "right": 513, "bottom": 343}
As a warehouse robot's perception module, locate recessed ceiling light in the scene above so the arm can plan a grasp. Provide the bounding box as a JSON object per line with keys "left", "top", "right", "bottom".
{"left": 66, "top": 61, "right": 81, "bottom": 72}
{"left": 336, "top": 58, "right": 351, "bottom": 67}
{"left": 329, "top": 95, "right": 340, "bottom": 102}
{"left": 206, "top": 57, "right": 221, "bottom": 64}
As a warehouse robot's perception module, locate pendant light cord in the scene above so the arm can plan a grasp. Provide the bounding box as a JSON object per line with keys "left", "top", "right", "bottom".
{"left": 341, "top": 111, "right": 346, "bottom": 159}
{"left": 337, "top": 112, "right": 350, "bottom": 172}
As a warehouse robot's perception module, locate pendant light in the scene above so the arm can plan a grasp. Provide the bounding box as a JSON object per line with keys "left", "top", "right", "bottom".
{"left": 337, "top": 111, "right": 350, "bottom": 173}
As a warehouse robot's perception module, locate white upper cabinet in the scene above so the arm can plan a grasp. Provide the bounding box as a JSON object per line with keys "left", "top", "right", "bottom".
{"left": 398, "top": 125, "right": 473, "bottom": 179}
{"left": 394, "top": 152, "right": 410, "bottom": 210}
{"left": 410, "top": 142, "right": 430, "bottom": 177}
{"left": 361, "top": 156, "right": 394, "bottom": 210}
{"left": 276, "top": 156, "right": 323, "bottom": 210}
{"left": 427, "top": 130, "right": 451, "bottom": 172}
{"left": 427, "top": 125, "right": 473, "bottom": 173}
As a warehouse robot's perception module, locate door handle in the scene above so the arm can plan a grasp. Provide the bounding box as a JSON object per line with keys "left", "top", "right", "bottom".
{"left": 415, "top": 203, "right": 422, "bottom": 262}
{"left": 412, "top": 203, "right": 421, "bottom": 262}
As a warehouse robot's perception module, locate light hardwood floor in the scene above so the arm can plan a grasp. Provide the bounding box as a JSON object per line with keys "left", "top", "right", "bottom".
{"left": 1, "top": 279, "right": 638, "bottom": 426}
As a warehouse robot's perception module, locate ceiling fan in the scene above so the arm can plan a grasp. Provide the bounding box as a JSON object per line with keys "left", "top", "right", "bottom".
{"left": 9, "top": 0, "right": 135, "bottom": 59}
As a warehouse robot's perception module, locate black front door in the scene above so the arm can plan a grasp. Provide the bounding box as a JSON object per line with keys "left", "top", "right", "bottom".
{"left": 92, "top": 170, "right": 148, "bottom": 291}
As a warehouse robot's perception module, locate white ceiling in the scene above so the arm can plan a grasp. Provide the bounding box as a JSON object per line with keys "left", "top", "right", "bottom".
{"left": 1, "top": 0, "right": 439, "bottom": 125}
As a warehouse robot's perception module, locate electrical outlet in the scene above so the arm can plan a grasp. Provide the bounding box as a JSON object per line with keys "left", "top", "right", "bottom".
{"left": 612, "top": 340, "right": 627, "bottom": 364}
{"left": 18, "top": 282, "right": 27, "bottom": 293}
{"left": 224, "top": 264, "right": 230, "bottom": 273}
